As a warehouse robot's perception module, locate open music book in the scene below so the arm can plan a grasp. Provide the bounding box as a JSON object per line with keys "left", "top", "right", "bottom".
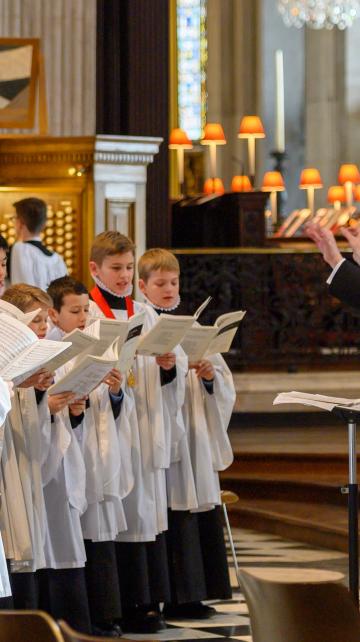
{"left": 40, "top": 328, "right": 101, "bottom": 373}
{"left": 85, "top": 312, "right": 145, "bottom": 358}
{"left": 137, "top": 314, "right": 195, "bottom": 357}
{"left": 0, "top": 314, "right": 72, "bottom": 385}
{"left": 273, "top": 391, "right": 360, "bottom": 412}
{"left": 180, "top": 310, "right": 246, "bottom": 361}
{"left": 48, "top": 353, "right": 118, "bottom": 399}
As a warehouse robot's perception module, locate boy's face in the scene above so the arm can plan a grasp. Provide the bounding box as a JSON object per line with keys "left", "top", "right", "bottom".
{"left": 0, "top": 248, "right": 7, "bottom": 295}
{"left": 27, "top": 303, "right": 49, "bottom": 339}
{"left": 49, "top": 293, "right": 89, "bottom": 334}
{"left": 139, "top": 269, "right": 180, "bottom": 309}
{"left": 89, "top": 251, "right": 134, "bottom": 296}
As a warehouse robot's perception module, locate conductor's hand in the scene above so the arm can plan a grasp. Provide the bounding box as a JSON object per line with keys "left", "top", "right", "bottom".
{"left": 48, "top": 392, "right": 75, "bottom": 414}
{"left": 189, "top": 359, "right": 215, "bottom": 381}
{"left": 103, "top": 368, "right": 123, "bottom": 395}
{"left": 68, "top": 397, "right": 87, "bottom": 416}
{"left": 305, "top": 222, "right": 343, "bottom": 268}
{"left": 156, "top": 353, "right": 176, "bottom": 370}
{"left": 19, "top": 368, "right": 52, "bottom": 389}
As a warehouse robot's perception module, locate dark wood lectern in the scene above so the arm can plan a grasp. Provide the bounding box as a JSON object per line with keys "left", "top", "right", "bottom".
{"left": 171, "top": 191, "right": 267, "bottom": 248}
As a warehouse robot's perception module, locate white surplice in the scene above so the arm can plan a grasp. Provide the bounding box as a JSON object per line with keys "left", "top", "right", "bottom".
{"left": 10, "top": 239, "right": 67, "bottom": 290}
{"left": 185, "top": 354, "right": 235, "bottom": 511}
{"left": 0, "top": 378, "right": 13, "bottom": 597}
{"left": 89, "top": 300, "right": 168, "bottom": 542}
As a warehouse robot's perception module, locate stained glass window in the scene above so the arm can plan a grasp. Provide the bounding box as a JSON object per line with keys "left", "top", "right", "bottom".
{"left": 177, "top": 0, "right": 207, "bottom": 141}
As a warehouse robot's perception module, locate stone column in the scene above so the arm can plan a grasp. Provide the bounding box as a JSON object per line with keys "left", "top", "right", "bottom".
{"left": 305, "top": 28, "right": 345, "bottom": 207}
{"left": 0, "top": 0, "right": 96, "bottom": 136}
{"left": 206, "top": 0, "right": 257, "bottom": 188}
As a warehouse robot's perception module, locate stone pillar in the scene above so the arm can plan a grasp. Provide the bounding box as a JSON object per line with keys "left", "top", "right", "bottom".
{"left": 345, "top": 22, "right": 360, "bottom": 166}
{"left": 0, "top": 0, "right": 96, "bottom": 136}
{"left": 305, "top": 28, "right": 345, "bottom": 208}
{"left": 206, "top": 0, "right": 257, "bottom": 188}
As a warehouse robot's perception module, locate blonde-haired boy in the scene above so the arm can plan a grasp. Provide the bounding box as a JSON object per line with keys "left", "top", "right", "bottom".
{"left": 1, "top": 283, "right": 91, "bottom": 632}
{"left": 139, "top": 247, "right": 235, "bottom": 618}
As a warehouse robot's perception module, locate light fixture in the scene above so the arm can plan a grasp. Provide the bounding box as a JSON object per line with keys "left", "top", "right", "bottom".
{"left": 327, "top": 185, "right": 346, "bottom": 211}
{"left": 203, "top": 177, "right": 225, "bottom": 195}
{"left": 277, "top": 0, "right": 360, "bottom": 30}
{"left": 169, "top": 128, "right": 193, "bottom": 196}
{"left": 299, "top": 168, "right": 323, "bottom": 216}
{"left": 201, "top": 123, "right": 226, "bottom": 179}
{"left": 261, "top": 171, "right": 285, "bottom": 225}
{"left": 238, "top": 116, "right": 265, "bottom": 186}
{"left": 231, "top": 175, "right": 253, "bottom": 193}
{"left": 338, "top": 163, "right": 360, "bottom": 206}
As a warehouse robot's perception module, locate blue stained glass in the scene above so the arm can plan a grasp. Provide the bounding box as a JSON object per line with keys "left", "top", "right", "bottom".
{"left": 177, "top": 0, "right": 207, "bottom": 141}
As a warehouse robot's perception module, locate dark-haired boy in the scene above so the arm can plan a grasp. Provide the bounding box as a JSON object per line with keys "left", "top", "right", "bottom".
{"left": 10, "top": 197, "right": 67, "bottom": 289}
{"left": 47, "top": 275, "right": 127, "bottom": 637}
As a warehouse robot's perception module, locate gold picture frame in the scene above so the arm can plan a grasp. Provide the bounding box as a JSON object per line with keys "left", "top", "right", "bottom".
{"left": 0, "top": 37, "right": 40, "bottom": 129}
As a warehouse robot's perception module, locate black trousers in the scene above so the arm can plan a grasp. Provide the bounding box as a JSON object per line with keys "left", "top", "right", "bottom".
{"left": 166, "top": 506, "right": 232, "bottom": 604}
{"left": 84, "top": 540, "right": 122, "bottom": 623}
{"left": 9, "top": 570, "right": 38, "bottom": 609}
{"left": 116, "top": 533, "right": 171, "bottom": 609}
{"left": 37, "top": 567, "right": 91, "bottom": 633}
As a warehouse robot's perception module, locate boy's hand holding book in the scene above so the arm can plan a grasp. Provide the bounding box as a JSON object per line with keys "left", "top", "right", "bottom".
{"left": 18, "top": 368, "right": 52, "bottom": 389}
{"left": 156, "top": 353, "right": 176, "bottom": 370}
{"left": 103, "top": 368, "right": 123, "bottom": 395}
{"left": 48, "top": 392, "right": 76, "bottom": 414}
{"left": 69, "top": 397, "right": 87, "bottom": 416}
{"left": 189, "top": 359, "right": 215, "bottom": 381}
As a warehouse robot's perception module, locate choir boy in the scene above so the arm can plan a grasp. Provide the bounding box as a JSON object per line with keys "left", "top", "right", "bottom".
{"left": 47, "top": 275, "right": 125, "bottom": 638}
{"left": 88, "top": 231, "right": 172, "bottom": 633}
{"left": 138, "top": 248, "right": 235, "bottom": 619}
{"left": 10, "top": 197, "right": 67, "bottom": 289}
{"left": 2, "top": 284, "right": 91, "bottom": 632}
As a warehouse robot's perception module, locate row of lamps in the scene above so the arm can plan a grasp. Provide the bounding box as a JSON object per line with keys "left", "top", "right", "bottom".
{"left": 169, "top": 122, "right": 360, "bottom": 226}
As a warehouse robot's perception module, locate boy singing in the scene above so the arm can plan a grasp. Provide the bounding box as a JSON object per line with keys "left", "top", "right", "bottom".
{"left": 138, "top": 248, "right": 235, "bottom": 619}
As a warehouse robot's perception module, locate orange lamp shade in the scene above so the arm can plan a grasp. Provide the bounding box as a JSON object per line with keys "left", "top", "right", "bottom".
{"left": 261, "top": 171, "right": 285, "bottom": 192}
{"left": 338, "top": 164, "right": 360, "bottom": 185}
{"left": 238, "top": 116, "right": 265, "bottom": 139}
{"left": 203, "top": 177, "right": 225, "bottom": 195}
{"left": 201, "top": 123, "right": 226, "bottom": 145}
{"left": 169, "top": 128, "right": 192, "bottom": 149}
{"left": 231, "top": 175, "right": 253, "bottom": 192}
{"left": 327, "top": 185, "right": 346, "bottom": 204}
{"left": 299, "top": 168, "right": 323, "bottom": 189}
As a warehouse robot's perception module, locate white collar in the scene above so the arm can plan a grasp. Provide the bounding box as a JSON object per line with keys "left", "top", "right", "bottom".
{"left": 143, "top": 295, "right": 181, "bottom": 312}
{"left": 92, "top": 275, "right": 133, "bottom": 298}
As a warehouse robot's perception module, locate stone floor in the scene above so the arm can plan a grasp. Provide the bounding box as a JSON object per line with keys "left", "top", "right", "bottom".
{"left": 125, "top": 527, "right": 349, "bottom": 642}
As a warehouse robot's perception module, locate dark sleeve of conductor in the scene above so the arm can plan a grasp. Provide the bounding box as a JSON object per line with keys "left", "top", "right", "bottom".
{"left": 328, "top": 259, "right": 360, "bottom": 310}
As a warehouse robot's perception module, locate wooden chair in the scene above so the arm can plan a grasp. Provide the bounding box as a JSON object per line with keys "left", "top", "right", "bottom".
{"left": 0, "top": 610, "right": 64, "bottom": 642}
{"left": 58, "top": 620, "right": 141, "bottom": 642}
{"left": 239, "top": 567, "right": 360, "bottom": 642}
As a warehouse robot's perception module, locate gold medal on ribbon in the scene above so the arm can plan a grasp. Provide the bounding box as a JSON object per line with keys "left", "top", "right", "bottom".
{"left": 127, "top": 368, "right": 136, "bottom": 387}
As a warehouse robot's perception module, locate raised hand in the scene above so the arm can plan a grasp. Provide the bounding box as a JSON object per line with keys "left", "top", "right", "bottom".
{"left": 305, "top": 222, "right": 343, "bottom": 268}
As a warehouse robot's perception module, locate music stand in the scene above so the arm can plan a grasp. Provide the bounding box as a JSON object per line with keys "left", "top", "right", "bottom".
{"left": 332, "top": 407, "right": 360, "bottom": 607}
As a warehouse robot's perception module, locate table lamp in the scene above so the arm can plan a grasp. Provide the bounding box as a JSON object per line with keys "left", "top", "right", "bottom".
{"left": 169, "top": 128, "right": 193, "bottom": 196}
{"left": 299, "top": 168, "right": 323, "bottom": 216}
{"left": 338, "top": 164, "right": 360, "bottom": 207}
{"left": 261, "top": 171, "right": 285, "bottom": 225}
{"left": 203, "top": 177, "right": 225, "bottom": 195}
{"left": 201, "top": 123, "right": 226, "bottom": 181}
{"left": 238, "top": 116, "right": 265, "bottom": 186}
{"left": 231, "top": 175, "right": 253, "bottom": 192}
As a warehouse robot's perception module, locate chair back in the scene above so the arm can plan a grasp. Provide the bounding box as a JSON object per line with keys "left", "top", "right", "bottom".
{"left": 0, "top": 610, "right": 64, "bottom": 642}
{"left": 239, "top": 567, "right": 360, "bottom": 642}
